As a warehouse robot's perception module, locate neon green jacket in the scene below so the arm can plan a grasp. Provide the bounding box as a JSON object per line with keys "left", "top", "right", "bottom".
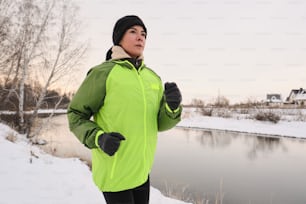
{"left": 67, "top": 46, "right": 182, "bottom": 192}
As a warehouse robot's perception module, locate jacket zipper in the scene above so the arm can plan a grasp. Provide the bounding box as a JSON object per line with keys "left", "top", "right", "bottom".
{"left": 110, "top": 63, "right": 147, "bottom": 180}
{"left": 136, "top": 69, "right": 148, "bottom": 177}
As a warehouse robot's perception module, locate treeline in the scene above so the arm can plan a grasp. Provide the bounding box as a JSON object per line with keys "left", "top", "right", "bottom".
{"left": 0, "top": 80, "right": 71, "bottom": 111}
{"left": 0, "top": 79, "right": 72, "bottom": 130}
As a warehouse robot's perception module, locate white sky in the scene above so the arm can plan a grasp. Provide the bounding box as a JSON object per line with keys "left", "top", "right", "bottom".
{"left": 72, "top": 0, "right": 306, "bottom": 104}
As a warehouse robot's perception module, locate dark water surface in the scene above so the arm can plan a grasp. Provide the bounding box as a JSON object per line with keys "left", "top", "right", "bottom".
{"left": 151, "top": 128, "right": 306, "bottom": 204}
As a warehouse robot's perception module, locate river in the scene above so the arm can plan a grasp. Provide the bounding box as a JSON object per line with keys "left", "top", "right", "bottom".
{"left": 38, "top": 115, "right": 306, "bottom": 204}
{"left": 151, "top": 128, "right": 306, "bottom": 204}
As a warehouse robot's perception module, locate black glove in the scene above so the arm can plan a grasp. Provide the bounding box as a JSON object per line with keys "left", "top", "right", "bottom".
{"left": 164, "top": 82, "right": 182, "bottom": 111}
{"left": 98, "top": 132, "right": 125, "bottom": 156}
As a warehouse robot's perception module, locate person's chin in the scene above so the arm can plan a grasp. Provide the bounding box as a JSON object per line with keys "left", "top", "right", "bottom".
{"left": 133, "top": 51, "right": 143, "bottom": 56}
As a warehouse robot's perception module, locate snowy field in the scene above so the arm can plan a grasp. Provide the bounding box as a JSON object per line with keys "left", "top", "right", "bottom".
{"left": 179, "top": 115, "right": 306, "bottom": 139}
{"left": 0, "top": 107, "right": 305, "bottom": 204}
{"left": 179, "top": 107, "right": 306, "bottom": 139}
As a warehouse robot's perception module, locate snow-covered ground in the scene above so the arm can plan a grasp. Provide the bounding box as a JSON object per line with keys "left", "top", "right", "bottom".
{"left": 179, "top": 115, "right": 306, "bottom": 139}
{"left": 0, "top": 123, "right": 189, "bottom": 204}
{"left": 0, "top": 107, "right": 305, "bottom": 204}
{"left": 179, "top": 107, "right": 306, "bottom": 139}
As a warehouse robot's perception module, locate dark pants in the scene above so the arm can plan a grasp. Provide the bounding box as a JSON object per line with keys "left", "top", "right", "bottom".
{"left": 102, "top": 178, "right": 150, "bottom": 204}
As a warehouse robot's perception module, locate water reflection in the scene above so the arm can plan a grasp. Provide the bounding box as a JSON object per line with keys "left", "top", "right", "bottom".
{"left": 184, "top": 128, "right": 231, "bottom": 148}
{"left": 181, "top": 127, "right": 290, "bottom": 161}
{"left": 245, "top": 136, "right": 287, "bottom": 160}
{"left": 152, "top": 127, "right": 306, "bottom": 204}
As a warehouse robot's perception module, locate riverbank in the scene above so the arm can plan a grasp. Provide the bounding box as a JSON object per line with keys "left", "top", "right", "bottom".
{"left": 179, "top": 115, "right": 306, "bottom": 139}
{"left": 0, "top": 122, "right": 189, "bottom": 204}
{"left": 179, "top": 107, "right": 306, "bottom": 139}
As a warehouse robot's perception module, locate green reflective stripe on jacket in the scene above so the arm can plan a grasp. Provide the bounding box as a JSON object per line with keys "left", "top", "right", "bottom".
{"left": 67, "top": 59, "right": 182, "bottom": 192}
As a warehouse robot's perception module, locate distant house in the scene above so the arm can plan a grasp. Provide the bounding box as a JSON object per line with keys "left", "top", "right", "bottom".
{"left": 286, "top": 88, "right": 306, "bottom": 105}
{"left": 266, "top": 94, "right": 282, "bottom": 105}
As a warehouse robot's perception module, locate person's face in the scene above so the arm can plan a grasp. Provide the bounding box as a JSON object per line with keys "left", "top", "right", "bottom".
{"left": 119, "top": 25, "right": 146, "bottom": 58}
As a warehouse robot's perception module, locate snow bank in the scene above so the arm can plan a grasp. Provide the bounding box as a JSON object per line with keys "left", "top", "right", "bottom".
{"left": 179, "top": 115, "right": 306, "bottom": 139}
{"left": 0, "top": 123, "right": 189, "bottom": 204}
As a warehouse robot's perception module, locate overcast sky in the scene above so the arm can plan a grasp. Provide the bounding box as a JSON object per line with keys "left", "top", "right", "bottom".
{"left": 72, "top": 0, "right": 306, "bottom": 104}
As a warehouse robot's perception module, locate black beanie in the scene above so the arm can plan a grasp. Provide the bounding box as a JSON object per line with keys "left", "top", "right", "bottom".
{"left": 112, "top": 15, "right": 147, "bottom": 45}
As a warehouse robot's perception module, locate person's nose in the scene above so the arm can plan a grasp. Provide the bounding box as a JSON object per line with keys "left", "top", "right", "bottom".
{"left": 136, "top": 33, "right": 144, "bottom": 42}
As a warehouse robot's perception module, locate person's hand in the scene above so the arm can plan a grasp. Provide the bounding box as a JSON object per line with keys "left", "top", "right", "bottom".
{"left": 98, "top": 132, "right": 125, "bottom": 156}
{"left": 164, "top": 82, "right": 182, "bottom": 111}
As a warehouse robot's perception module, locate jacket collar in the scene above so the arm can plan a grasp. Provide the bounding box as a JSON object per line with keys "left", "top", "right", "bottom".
{"left": 110, "top": 46, "right": 144, "bottom": 69}
{"left": 111, "top": 45, "right": 144, "bottom": 61}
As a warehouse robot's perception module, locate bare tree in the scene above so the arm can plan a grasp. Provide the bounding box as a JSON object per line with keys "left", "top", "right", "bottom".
{"left": 0, "top": 0, "right": 12, "bottom": 44}
{"left": 26, "top": 0, "right": 87, "bottom": 138}
{"left": 1, "top": 0, "right": 51, "bottom": 111}
{"left": 0, "top": 0, "right": 87, "bottom": 136}
{"left": 14, "top": 0, "right": 55, "bottom": 133}
{"left": 0, "top": 0, "right": 15, "bottom": 72}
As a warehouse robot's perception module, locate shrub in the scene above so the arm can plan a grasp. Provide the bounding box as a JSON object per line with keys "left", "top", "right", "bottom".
{"left": 214, "top": 108, "right": 232, "bottom": 118}
{"left": 295, "top": 110, "right": 306, "bottom": 121}
{"left": 254, "top": 111, "right": 281, "bottom": 123}
{"left": 199, "top": 107, "right": 213, "bottom": 116}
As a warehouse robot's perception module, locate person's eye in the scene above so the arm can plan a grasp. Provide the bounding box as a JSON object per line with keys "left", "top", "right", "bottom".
{"left": 129, "top": 29, "right": 136, "bottom": 34}
{"left": 141, "top": 32, "right": 147, "bottom": 38}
